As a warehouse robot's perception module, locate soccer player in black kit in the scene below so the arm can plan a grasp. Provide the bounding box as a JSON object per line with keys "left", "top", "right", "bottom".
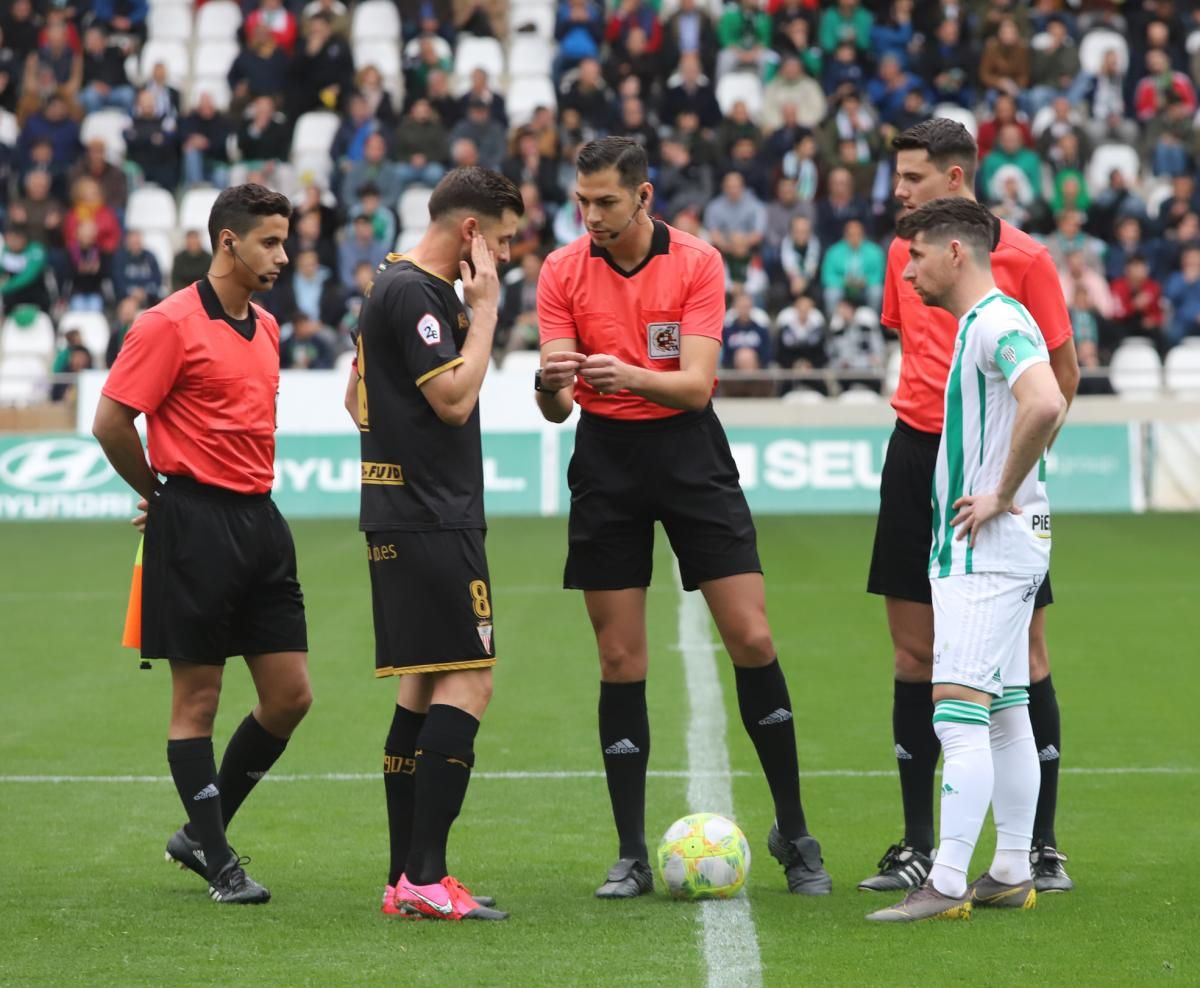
{"left": 345, "top": 167, "right": 522, "bottom": 920}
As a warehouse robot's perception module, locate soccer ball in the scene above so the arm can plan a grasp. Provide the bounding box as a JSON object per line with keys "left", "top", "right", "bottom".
{"left": 657, "top": 812, "right": 751, "bottom": 900}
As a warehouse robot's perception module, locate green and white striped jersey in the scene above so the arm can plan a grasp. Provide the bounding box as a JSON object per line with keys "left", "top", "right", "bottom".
{"left": 930, "top": 289, "right": 1052, "bottom": 579}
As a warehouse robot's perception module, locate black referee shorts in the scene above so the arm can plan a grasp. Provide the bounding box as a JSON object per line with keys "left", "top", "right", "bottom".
{"left": 867, "top": 420, "right": 1053, "bottom": 609}
{"left": 141, "top": 476, "right": 308, "bottom": 664}
{"left": 564, "top": 405, "right": 761, "bottom": 592}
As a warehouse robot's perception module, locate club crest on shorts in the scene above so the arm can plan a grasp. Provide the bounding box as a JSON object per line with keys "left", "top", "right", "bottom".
{"left": 416, "top": 313, "right": 441, "bottom": 346}
{"left": 476, "top": 621, "right": 494, "bottom": 654}
{"left": 647, "top": 322, "right": 681, "bottom": 359}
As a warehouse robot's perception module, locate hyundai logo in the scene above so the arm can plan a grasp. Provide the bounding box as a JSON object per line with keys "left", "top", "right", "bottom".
{"left": 0, "top": 439, "right": 115, "bottom": 493}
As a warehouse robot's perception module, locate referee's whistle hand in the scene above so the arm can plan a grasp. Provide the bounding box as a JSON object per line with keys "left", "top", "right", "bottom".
{"left": 132, "top": 497, "right": 149, "bottom": 533}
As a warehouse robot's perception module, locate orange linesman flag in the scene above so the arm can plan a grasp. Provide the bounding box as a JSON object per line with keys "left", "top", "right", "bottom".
{"left": 122, "top": 536, "right": 143, "bottom": 649}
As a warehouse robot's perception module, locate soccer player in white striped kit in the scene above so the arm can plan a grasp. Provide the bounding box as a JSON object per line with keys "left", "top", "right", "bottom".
{"left": 867, "top": 198, "right": 1068, "bottom": 922}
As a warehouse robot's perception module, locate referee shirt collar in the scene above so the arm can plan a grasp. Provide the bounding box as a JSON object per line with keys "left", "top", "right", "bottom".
{"left": 589, "top": 219, "right": 671, "bottom": 278}
{"left": 197, "top": 277, "right": 257, "bottom": 341}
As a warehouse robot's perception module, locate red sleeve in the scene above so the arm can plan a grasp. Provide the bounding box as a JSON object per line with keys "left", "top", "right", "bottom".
{"left": 101, "top": 310, "right": 184, "bottom": 415}
{"left": 1022, "top": 248, "right": 1073, "bottom": 350}
{"left": 680, "top": 249, "right": 726, "bottom": 341}
{"left": 536, "top": 256, "right": 578, "bottom": 344}
{"left": 605, "top": 14, "right": 622, "bottom": 43}
{"left": 279, "top": 13, "right": 297, "bottom": 55}
{"left": 881, "top": 238, "right": 903, "bottom": 329}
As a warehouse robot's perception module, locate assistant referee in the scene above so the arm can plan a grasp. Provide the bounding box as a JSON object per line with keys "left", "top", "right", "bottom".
{"left": 93, "top": 184, "right": 312, "bottom": 906}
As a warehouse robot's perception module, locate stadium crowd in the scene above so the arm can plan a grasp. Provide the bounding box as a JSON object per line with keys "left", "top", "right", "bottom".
{"left": 2, "top": 0, "right": 1200, "bottom": 400}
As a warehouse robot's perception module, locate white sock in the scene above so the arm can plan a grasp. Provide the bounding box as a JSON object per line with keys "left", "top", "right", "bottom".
{"left": 929, "top": 702, "right": 993, "bottom": 898}
{"left": 988, "top": 701, "right": 1040, "bottom": 884}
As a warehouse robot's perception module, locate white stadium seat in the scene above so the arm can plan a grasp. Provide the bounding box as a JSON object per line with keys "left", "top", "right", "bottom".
{"left": 781, "top": 387, "right": 826, "bottom": 404}
{"left": 195, "top": 0, "right": 243, "bottom": 42}
{"left": 934, "top": 103, "right": 978, "bottom": 138}
{"left": 80, "top": 109, "right": 131, "bottom": 163}
{"left": 507, "top": 75, "right": 556, "bottom": 126}
{"left": 395, "top": 228, "right": 424, "bottom": 253}
{"left": 291, "top": 111, "right": 341, "bottom": 158}
{"left": 0, "top": 354, "right": 50, "bottom": 406}
{"left": 1086, "top": 143, "right": 1141, "bottom": 198}
{"left": 139, "top": 39, "right": 189, "bottom": 86}
{"left": 509, "top": 2, "right": 555, "bottom": 40}
{"left": 508, "top": 36, "right": 554, "bottom": 80}
{"left": 179, "top": 188, "right": 222, "bottom": 237}
{"left": 140, "top": 230, "right": 176, "bottom": 281}
{"left": 1164, "top": 340, "right": 1200, "bottom": 398}
{"left": 126, "top": 184, "right": 178, "bottom": 235}
{"left": 58, "top": 311, "right": 112, "bottom": 363}
{"left": 189, "top": 75, "right": 232, "bottom": 112}
{"left": 352, "top": 0, "right": 401, "bottom": 43}
{"left": 354, "top": 40, "right": 403, "bottom": 101}
{"left": 454, "top": 35, "right": 505, "bottom": 83}
{"left": 715, "top": 73, "right": 764, "bottom": 120}
{"left": 836, "top": 386, "right": 883, "bottom": 403}
{"left": 146, "top": 2, "right": 192, "bottom": 42}
{"left": 1109, "top": 339, "right": 1163, "bottom": 398}
{"left": 1079, "top": 29, "right": 1128, "bottom": 76}
{"left": 0, "top": 109, "right": 18, "bottom": 147}
{"left": 885, "top": 347, "right": 902, "bottom": 396}
{"left": 399, "top": 187, "right": 433, "bottom": 230}
{"left": 1, "top": 310, "right": 56, "bottom": 361}
{"left": 193, "top": 40, "right": 241, "bottom": 82}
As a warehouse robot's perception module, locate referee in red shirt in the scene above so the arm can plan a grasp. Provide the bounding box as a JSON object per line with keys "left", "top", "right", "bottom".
{"left": 860, "top": 120, "right": 1080, "bottom": 894}
{"left": 93, "top": 184, "right": 312, "bottom": 905}
{"left": 536, "top": 137, "right": 831, "bottom": 899}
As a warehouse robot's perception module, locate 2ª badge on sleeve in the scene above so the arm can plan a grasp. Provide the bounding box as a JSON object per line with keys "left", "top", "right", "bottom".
{"left": 417, "top": 313, "right": 442, "bottom": 346}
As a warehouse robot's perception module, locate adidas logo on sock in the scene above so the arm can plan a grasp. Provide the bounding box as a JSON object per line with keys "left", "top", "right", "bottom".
{"left": 1038, "top": 745, "right": 1060, "bottom": 762}
{"left": 604, "top": 738, "right": 640, "bottom": 755}
{"left": 757, "top": 708, "right": 793, "bottom": 726}
{"left": 895, "top": 744, "right": 913, "bottom": 761}
{"left": 193, "top": 784, "right": 220, "bottom": 801}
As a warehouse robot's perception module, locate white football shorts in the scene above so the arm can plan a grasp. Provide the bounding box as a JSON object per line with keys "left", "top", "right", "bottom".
{"left": 931, "top": 571, "right": 1044, "bottom": 697}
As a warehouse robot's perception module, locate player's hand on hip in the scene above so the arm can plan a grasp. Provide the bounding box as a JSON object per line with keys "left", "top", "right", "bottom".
{"left": 950, "top": 493, "right": 1021, "bottom": 548}
{"left": 542, "top": 350, "right": 586, "bottom": 391}
{"left": 132, "top": 497, "right": 149, "bottom": 533}
{"left": 580, "top": 353, "right": 633, "bottom": 395}
{"left": 460, "top": 234, "right": 500, "bottom": 312}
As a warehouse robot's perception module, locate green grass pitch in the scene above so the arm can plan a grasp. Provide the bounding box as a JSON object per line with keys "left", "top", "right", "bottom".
{"left": 1, "top": 514, "right": 1196, "bottom": 986}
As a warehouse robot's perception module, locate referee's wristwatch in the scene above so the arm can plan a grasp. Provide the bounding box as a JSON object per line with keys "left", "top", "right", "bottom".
{"left": 534, "top": 368, "right": 557, "bottom": 394}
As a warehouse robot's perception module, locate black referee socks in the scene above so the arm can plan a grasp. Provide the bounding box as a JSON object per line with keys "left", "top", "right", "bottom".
{"left": 217, "top": 714, "right": 289, "bottom": 829}
{"left": 734, "top": 659, "right": 808, "bottom": 840}
{"left": 599, "top": 680, "right": 651, "bottom": 862}
{"left": 893, "top": 679, "right": 940, "bottom": 854}
{"left": 167, "top": 737, "right": 233, "bottom": 877}
{"left": 1028, "top": 675, "right": 1062, "bottom": 848}
{"left": 405, "top": 704, "right": 479, "bottom": 886}
{"left": 384, "top": 705, "right": 426, "bottom": 886}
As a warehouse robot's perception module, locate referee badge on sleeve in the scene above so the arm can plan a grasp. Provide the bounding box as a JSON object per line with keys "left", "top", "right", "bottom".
{"left": 416, "top": 313, "right": 441, "bottom": 346}
{"left": 647, "top": 322, "right": 681, "bottom": 359}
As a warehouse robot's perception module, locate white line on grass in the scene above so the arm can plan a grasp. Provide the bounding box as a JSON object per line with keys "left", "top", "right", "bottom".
{"left": 2, "top": 766, "right": 1193, "bottom": 785}
{"left": 677, "top": 569, "right": 763, "bottom": 988}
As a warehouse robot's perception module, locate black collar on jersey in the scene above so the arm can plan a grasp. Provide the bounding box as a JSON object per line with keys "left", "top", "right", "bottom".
{"left": 197, "top": 277, "right": 257, "bottom": 341}
{"left": 589, "top": 219, "right": 671, "bottom": 279}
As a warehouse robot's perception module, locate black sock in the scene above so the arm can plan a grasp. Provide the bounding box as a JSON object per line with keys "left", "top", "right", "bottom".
{"left": 893, "top": 680, "right": 939, "bottom": 854}
{"left": 384, "top": 705, "right": 426, "bottom": 886}
{"left": 168, "top": 737, "right": 233, "bottom": 878}
{"left": 734, "top": 659, "right": 807, "bottom": 839}
{"left": 599, "top": 680, "right": 650, "bottom": 862}
{"left": 1028, "top": 675, "right": 1061, "bottom": 847}
{"left": 215, "top": 714, "right": 288, "bottom": 830}
{"left": 405, "top": 704, "right": 479, "bottom": 886}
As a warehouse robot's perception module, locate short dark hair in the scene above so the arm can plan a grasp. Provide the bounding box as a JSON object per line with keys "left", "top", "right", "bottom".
{"left": 207, "top": 183, "right": 292, "bottom": 251}
{"left": 895, "top": 197, "right": 995, "bottom": 260}
{"left": 427, "top": 166, "right": 524, "bottom": 222}
{"left": 576, "top": 136, "right": 648, "bottom": 190}
{"left": 892, "top": 118, "right": 978, "bottom": 185}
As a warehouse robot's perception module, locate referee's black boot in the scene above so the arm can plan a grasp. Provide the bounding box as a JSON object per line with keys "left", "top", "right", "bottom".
{"left": 767, "top": 825, "right": 833, "bottom": 895}
{"left": 165, "top": 825, "right": 237, "bottom": 881}
{"left": 208, "top": 856, "right": 271, "bottom": 905}
{"left": 594, "top": 858, "right": 654, "bottom": 898}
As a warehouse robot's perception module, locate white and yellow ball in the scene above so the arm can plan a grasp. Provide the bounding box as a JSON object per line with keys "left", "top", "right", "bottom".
{"left": 656, "top": 812, "right": 751, "bottom": 900}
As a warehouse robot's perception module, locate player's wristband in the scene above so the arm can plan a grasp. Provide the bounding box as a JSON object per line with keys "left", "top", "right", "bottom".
{"left": 534, "top": 368, "right": 558, "bottom": 394}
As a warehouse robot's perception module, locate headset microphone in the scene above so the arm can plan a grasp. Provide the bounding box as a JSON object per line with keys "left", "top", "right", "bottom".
{"left": 225, "top": 239, "right": 272, "bottom": 284}
{"left": 607, "top": 192, "right": 648, "bottom": 241}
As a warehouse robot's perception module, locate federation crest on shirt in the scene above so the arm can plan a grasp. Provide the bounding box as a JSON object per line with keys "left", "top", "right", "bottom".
{"left": 647, "top": 321, "right": 681, "bottom": 359}
{"left": 416, "top": 312, "right": 441, "bottom": 346}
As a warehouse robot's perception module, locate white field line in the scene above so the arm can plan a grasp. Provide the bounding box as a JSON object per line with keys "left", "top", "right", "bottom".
{"left": 1, "top": 766, "right": 1193, "bottom": 785}
{"left": 677, "top": 568, "right": 763, "bottom": 988}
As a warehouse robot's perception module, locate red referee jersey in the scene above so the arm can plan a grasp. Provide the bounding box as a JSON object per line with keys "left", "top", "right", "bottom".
{"left": 537, "top": 221, "right": 726, "bottom": 420}
{"left": 102, "top": 278, "right": 281, "bottom": 494}
{"left": 883, "top": 218, "right": 1072, "bottom": 434}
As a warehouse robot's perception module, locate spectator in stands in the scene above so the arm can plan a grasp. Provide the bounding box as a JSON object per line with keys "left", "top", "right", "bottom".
{"left": 979, "top": 123, "right": 1041, "bottom": 205}
{"left": 402, "top": 30, "right": 453, "bottom": 100}
{"left": 919, "top": 15, "right": 974, "bottom": 109}
{"left": 450, "top": 98, "right": 507, "bottom": 171}
{"left": 1071, "top": 46, "right": 1135, "bottom": 146}
{"left": 236, "top": 94, "right": 289, "bottom": 168}
{"left": 498, "top": 251, "right": 543, "bottom": 355}
{"left": 170, "top": 229, "right": 211, "bottom": 292}
{"left": 1066, "top": 282, "right": 1116, "bottom": 395}
{"left": 449, "top": 135, "right": 481, "bottom": 171}
{"left": 654, "top": 137, "right": 711, "bottom": 219}
{"left": 90, "top": 0, "right": 149, "bottom": 46}
{"left": 284, "top": 207, "right": 337, "bottom": 272}
{"left": 975, "top": 92, "right": 1030, "bottom": 160}
{"left": 987, "top": 165, "right": 1039, "bottom": 231}
{"left": 771, "top": 0, "right": 818, "bottom": 72}
{"left": 336, "top": 260, "right": 373, "bottom": 352}
{"left": 555, "top": 0, "right": 605, "bottom": 80}
{"left": 30, "top": 16, "right": 82, "bottom": 102}
{"left": 715, "top": 99, "right": 759, "bottom": 159}
{"left": 459, "top": 67, "right": 508, "bottom": 128}
{"left": 1133, "top": 48, "right": 1197, "bottom": 122}
{"left": 286, "top": 11, "right": 354, "bottom": 117}
{"left": 1060, "top": 246, "right": 1115, "bottom": 322}
{"left": 338, "top": 213, "right": 386, "bottom": 290}
{"left": 661, "top": 0, "right": 718, "bottom": 79}
{"left": 716, "top": 0, "right": 776, "bottom": 81}
{"left": 112, "top": 227, "right": 162, "bottom": 306}
{"left": 552, "top": 183, "right": 587, "bottom": 245}
{"left": 1156, "top": 174, "right": 1200, "bottom": 237}
{"left": 865, "top": 52, "right": 927, "bottom": 128}
{"left": 0, "top": 25, "right": 18, "bottom": 115}
{"left": 1164, "top": 245, "right": 1200, "bottom": 346}
{"left": 331, "top": 92, "right": 382, "bottom": 170}
{"left": 1143, "top": 93, "right": 1199, "bottom": 178}
{"left": 228, "top": 21, "right": 290, "bottom": 112}
{"left": 65, "top": 176, "right": 121, "bottom": 257}
{"left": 606, "top": 0, "right": 662, "bottom": 60}
{"left": 50, "top": 328, "right": 94, "bottom": 402}
{"left": 1051, "top": 168, "right": 1089, "bottom": 219}
{"left": 79, "top": 24, "right": 133, "bottom": 114}
{"left": 1105, "top": 216, "right": 1159, "bottom": 281}
{"left": 340, "top": 132, "right": 402, "bottom": 207}
{"left": 303, "top": 0, "right": 350, "bottom": 38}
{"left": 392, "top": 97, "right": 448, "bottom": 193}
{"left": 348, "top": 182, "right": 397, "bottom": 250}
{"left": 662, "top": 53, "right": 721, "bottom": 133}
{"left": 17, "top": 94, "right": 80, "bottom": 176}
{"left": 776, "top": 292, "right": 828, "bottom": 384}
{"left": 704, "top": 170, "right": 766, "bottom": 285}
{"left": 979, "top": 15, "right": 1030, "bottom": 104}
{"left": 722, "top": 291, "right": 772, "bottom": 396}
{"left": 779, "top": 212, "right": 821, "bottom": 304}
{"left": 502, "top": 126, "right": 562, "bottom": 209}
{"left": 814, "top": 165, "right": 869, "bottom": 248}
{"left": 507, "top": 182, "right": 550, "bottom": 264}
{"left": 0, "top": 224, "right": 50, "bottom": 311}
{"left": 66, "top": 219, "right": 110, "bottom": 311}
{"left": 818, "top": 0, "right": 872, "bottom": 55}
{"left": 871, "top": 0, "right": 915, "bottom": 63}
{"left": 142, "top": 61, "right": 181, "bottom": 121}
{"left": 763, "top": 176, "right": 807, "bottom": 258}
{"left": 68, "top": 138, "right": 128, "bottom": 213}
{"left": 826, "top": 300, "right": 884, "bottom": 391}
{"left": 817, "top": 89, "right": 876, "bottom": 170}
{"left": 1037, "top": 98, "right": 1090, "bottom": 166}
{"left": 1087, "top": 168, "right": 1146, "bottom": 244}
{"left": 1, "top": 1, "right": 39, "bottom": 65}
{"left": 762, "top": 54, "right": 825, "bottom": 132}
{"left": 179, "top": 91, "right": 232, "bottom": 189}
{"left": 272, "top": 246, "right": 344, "bottom": 327}
{"left": 1044, "top": 208, "right": 1105, "bottom": 270}
{"left": 560, "top": 58, "right": 612, "bottom": 135}
{"left": 353, "top": 64, "right": 396, "bottom": 129}
{"left": 616, "top": 96, "right": 659, "bottom": 161}
{"left": 821, "top": 40, "right": 864, "bottom": 98}
{"left": 1111, "top": 254, "right": 1165, "bottom": 344}
{"left": 124, "top": 88, "right": 180, "bottom": 189}
{"left": 780, "top": 129, "right": 819, "bottom": 202}
{"left": 245, "top": 0, "right": 298, "bottom": 57}
{"left": 280, "top": 311, "right": 336, "bottom": 369}
{"left": 821, "top": 216, "right": 883, "bottom": 311}
{"left": 11, "top": 169, "right": 65, "bottom": 253}
{"left": 605, "top": 25, "right": 659, "bottom": 98}
{"left": 1027, "top": 15, "right": 1080, "bottom": 115}
{"left": 419, "top": 68, "right": 459, "bottom": 128}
